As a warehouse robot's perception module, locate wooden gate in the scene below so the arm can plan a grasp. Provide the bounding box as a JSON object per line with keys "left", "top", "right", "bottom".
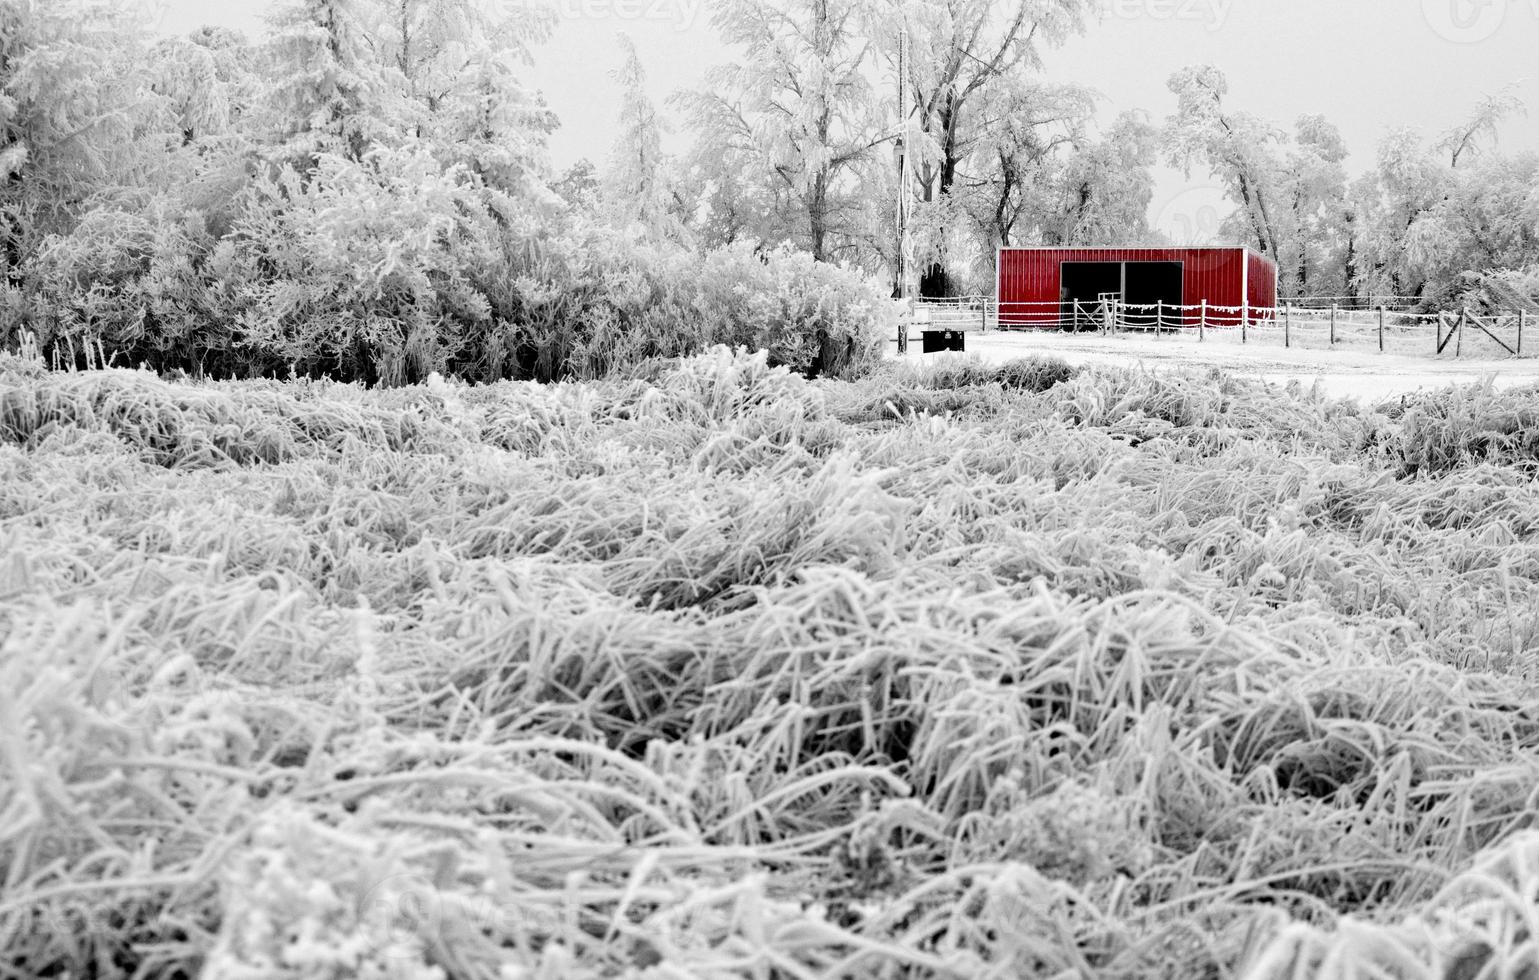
{"left": 1436, "top": 310, "right": 1527, "bottom": 356}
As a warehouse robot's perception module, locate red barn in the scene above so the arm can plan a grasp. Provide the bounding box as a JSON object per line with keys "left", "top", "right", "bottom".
{"left": 996, "top": 246, "right": 1278, "bottom": 329}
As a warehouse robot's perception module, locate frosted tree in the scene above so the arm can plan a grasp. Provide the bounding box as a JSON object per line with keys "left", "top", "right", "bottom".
{"left": 602, "top": 34, "right": 672, "bottom": 233}
{"left": 1404, "top": 151, "right": 1539, "bottom": 306}
{"left": 949, "top": 79, "right": 1101, "bottom": 285}
{"left": 552, "top": 158, "right": 601, "bottom": 212}
{"left": 1351, "top": 92, "right": 1527, "bottom": 304}
{"left": 1163, "top": 70, "right": 1364, "bottom": 297}
{"left": 261, "top": 0, "right": 392, "bottom": 168}
{"left": 1349, "top": 128, "right": 1451, "bottom": 303}
{"left": 682, "top": 140, "right": 794, "bottom": 250}
{"left": 426, "top": 53, "right": 558, "bottom": 207}
{"left": 1041, "top": 110, "right": 1157, "bottom": 247}
{"left": 151, "top": 41, "right": 225, "bottom": 147}
{"left": 1437, "top": 90, "right": 1525, "bottom": 168}
{"left": 1164, "top": 76, "right": 1363, "bottom": 297}
{"left": 678, "top": 0, "right": 880, "bottom": 261}
{"left": 1164, "top": 65, "right": 1287, "bottom": 263}
{"left": 183, "top": 28, "right": 267, "bottom": 137}
{"left": 368, "top": 0, "right": 557, "bottom": 202}
{"left": 892, "top": 0, "right": 1092, "bottom": 294}
{"left": 931, "top": 105, "right": 1156, "bottom": 295}
{"left": 1277, "top": 115, "right": 1349, "bottom": 296}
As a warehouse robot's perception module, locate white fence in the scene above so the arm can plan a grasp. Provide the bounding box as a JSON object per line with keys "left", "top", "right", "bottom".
{"left": 907, "top": 298, "right": 1535, "bottom": 357}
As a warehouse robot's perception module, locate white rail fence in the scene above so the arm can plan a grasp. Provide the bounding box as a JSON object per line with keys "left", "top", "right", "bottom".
{"left": 906, "top": 298, "right": 1533, "bottom": 357}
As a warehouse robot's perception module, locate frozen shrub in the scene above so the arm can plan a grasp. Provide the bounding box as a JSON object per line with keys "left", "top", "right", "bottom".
{"left": 471, "top": 229, "right": 888, "bottom": 382}
{"left": 1388, "top": 381, "right": 1539, "bottom": 476}
{"left": 466, "top": 218, "right": 707, "bottom": 382}
{"left": 216, "top": 147, "right": 498, "bottom": 387}
{"left": 16, "top": 152, "right": 890, "bottom": 386}
{"left": 907, "top": 356, "right": 1003, "bottom": 391}
{"left": 995, "top": 355, "right": 1078, "bottom": 392}
{"left": 692, "top": 244, "right": 889, "bottom": 379}
{"left": 30, "top": 200, "right": 225, "bottom": 371}
{"left": 639, "top": 346, "right": 818, "bottom": 425}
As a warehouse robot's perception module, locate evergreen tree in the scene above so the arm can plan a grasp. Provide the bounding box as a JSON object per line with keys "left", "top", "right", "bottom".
{"left": 370, "top": 0, "right": 557, "bottom": 200}
{"left": 262, "top": 0, "right": 390, "bottom": 168}
{"left": 602, "top": 34, "right": 668, "bottom": 232}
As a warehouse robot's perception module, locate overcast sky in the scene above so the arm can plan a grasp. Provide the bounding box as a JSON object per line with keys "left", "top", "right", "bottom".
{"left": 159, "top": 0, "right": 1539, "bottom": 241}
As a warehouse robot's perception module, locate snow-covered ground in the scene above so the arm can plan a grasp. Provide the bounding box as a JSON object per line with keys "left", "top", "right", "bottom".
{"left": 890, "top": 326, "right": 1539, "bottom": 403}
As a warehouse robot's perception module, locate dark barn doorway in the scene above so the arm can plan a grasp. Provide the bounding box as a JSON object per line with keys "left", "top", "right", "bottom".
{"left": 1059, "top": 260, "right": 1184, "bottom": 331}
{"left": 1124, "top": 262, "right": 1184, "bottom": 326}
{"left": 1059, "top": 262, "right": 1122, "bottom": 331}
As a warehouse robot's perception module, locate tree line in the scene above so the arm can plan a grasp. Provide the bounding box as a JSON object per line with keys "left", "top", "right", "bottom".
{"left": 1, "top": 0, "right": 1535, "bottom": 383}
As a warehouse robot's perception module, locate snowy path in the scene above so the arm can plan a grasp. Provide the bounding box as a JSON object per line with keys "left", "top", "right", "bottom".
{"left": 889, "top": 328, "right": 1539, "bottom": 403}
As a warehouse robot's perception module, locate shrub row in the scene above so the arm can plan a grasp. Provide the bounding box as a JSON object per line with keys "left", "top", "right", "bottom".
{"left": 8, "top": 148, "right": 891, "bottom": 386}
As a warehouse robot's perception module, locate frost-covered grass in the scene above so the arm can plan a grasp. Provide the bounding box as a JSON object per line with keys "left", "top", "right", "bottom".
{"left": 6, "top": 347, "right": 1539, "bottom": 978}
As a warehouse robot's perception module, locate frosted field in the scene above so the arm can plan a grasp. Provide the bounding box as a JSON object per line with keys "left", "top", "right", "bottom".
{"left": 896, "top": 324, "right": 1539, "bottom": 402}
{"left": 11, "top": 348, "right": 1539, "bottom": 978}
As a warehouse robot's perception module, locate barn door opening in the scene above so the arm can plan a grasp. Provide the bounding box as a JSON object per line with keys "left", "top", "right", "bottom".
{"left": 1059, "top": 262, "right": 1122, "bottom": 331}
{"left": 1123, "top": 262, "right": 1183, "bottom": 328}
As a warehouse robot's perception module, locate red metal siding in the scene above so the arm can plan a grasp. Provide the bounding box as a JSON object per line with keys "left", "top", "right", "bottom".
{"left": 997, "top": 246, "right": 1274, "bottom": 329}
{"left": 1247, "top": 250, "right": 1279, "bottom": 319}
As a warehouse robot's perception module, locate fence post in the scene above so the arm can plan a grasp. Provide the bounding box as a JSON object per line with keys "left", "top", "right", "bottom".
{"left": 1156, "top": 299, "right": 1162, "bottom": 338}
{"left": 1200, "top": 299, "right": 1207, "bottom": 342}
{"left": 1241, "top": 304, "right": 1248, "bottom": 344}
{"left": 1457, "top": 308, "right": 1467, "bottom": 357}
{"left": 1520, "top": 310, "right": 1526, "bottom": 356}
{"left": 1378, "top": 306, "right": 1385, "bottom": 352}
{"left": 1284, "top": 303, "right": 1291, "bottom": 348}
{"left": 1330, "top": 304, "right": 1337, "bottom": 346}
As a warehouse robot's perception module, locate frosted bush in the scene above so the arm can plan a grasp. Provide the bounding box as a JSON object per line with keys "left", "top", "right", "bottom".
{"left": 20, "top": 162, "right": 889, "bottom": 385}
{"left": 218, "top": 146, "right": 498, "bottom": 387}
{"left": 474, "top": 223, "right": 888, "bottom": 382}
{"left": 31, "top": 200, "right": 219, "bottom": 370}
{"left": 692, "top": 244, "right": 889, "bottom": 378}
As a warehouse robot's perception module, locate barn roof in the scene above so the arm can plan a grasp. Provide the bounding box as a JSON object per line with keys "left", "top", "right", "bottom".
{"left": 999, "top": 244, "right": 1276, "bottom": 265}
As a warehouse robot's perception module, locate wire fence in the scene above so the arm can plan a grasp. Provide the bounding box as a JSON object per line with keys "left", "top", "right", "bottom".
{"left": 906, "top": 298, "right": 1534, "bottom": 358}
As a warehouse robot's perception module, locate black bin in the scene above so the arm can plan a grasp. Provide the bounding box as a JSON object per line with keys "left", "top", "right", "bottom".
{"left": 921, "top": 330, "right": 966, "bottom": 353}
